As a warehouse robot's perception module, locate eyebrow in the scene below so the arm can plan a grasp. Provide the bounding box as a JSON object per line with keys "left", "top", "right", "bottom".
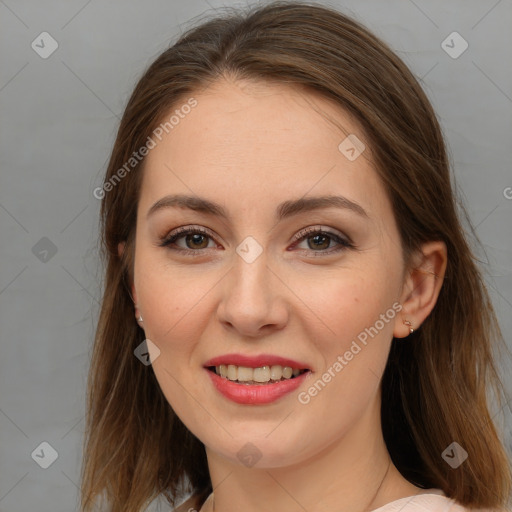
{"left": 146, "top": 193, "right": 368, "bottom": 220}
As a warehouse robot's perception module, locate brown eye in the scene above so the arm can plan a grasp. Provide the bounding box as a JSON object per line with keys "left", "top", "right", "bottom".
{"left": 185, "top": 233, "right": 210, "bottom": 249}
{"left": 307, "top": 233, "right": 331, "bottom": 250}
{"left": 293, "top": 227, "right": 353, "bottom": 255}
{"left": 159, "top": 226, "right": 217, "bottom": 253}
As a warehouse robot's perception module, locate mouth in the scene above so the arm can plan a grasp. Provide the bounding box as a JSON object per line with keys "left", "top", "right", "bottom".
{"left": 206, "top": 364, "right": 311, "bottom": 385}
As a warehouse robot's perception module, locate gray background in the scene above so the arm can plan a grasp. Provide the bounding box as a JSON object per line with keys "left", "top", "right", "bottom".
{"left": 1, "top": 1, "right": 511, "bottom": 511}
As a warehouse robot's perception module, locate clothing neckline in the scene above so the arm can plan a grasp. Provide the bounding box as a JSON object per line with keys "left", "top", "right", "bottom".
{"left": 369, "top": 489, "right": 450, "bottom": 512}
{"left": 199, "top": 489, "right": 448, "bottom": 512}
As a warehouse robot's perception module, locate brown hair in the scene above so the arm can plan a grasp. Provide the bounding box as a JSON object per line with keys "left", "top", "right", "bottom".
{"left": 80, "top": 1, "right": 512, "bottom": 510}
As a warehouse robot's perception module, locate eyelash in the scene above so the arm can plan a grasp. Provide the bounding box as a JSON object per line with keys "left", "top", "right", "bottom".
{"left": 158, "top": 225, "right": 354, "bottom": 257}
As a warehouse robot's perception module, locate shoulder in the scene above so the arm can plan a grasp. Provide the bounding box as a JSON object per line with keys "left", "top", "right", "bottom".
{"left": 172, "top": 493, "right": 202, "bottom": 512}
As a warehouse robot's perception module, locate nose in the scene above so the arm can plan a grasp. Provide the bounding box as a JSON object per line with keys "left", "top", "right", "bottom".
{"left": 216, "top": 251, "right": 289, "bottom": 338}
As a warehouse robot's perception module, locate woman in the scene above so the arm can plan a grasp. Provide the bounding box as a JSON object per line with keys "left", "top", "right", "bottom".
{"left": 80, "top": 2, "right": 511, "bottom": 511}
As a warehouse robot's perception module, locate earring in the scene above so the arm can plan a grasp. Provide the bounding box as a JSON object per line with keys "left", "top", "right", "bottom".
{"left": 135, "top": 305, "right": 143, "bottom": 323}
{"left": 134, "top": 302, "right": 143, "bottom": 323}
{"left": 403, "top": 319, "right": 414, "bottom": 334}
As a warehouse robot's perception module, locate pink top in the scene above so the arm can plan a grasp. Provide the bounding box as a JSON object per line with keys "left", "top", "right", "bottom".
{"left": 370, "top": 489, "right": 479, "bottom": 512}
{"left": 182, "top": 489, "right": 497, "bottom": 512}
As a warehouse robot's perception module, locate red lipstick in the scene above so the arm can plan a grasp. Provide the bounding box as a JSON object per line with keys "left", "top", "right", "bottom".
{"left": 203, "top": 353, "right": 312, "bottom": 405}
{"left": 203, "top": 353, "right": 311, "bottom": 369}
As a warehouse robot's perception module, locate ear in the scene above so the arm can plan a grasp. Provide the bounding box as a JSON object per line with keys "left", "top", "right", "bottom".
{"left": 393, "top": 241, "right": 447, "bottom": 338}
{"left": 118, "top": 241, "right": 138, "bottom": 305}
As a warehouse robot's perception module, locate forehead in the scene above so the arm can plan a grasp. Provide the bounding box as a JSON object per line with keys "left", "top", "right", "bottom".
{"left": 156, "top": 77, "right": 366, "bottom": 164}
{"left": 138, "top": 77, "right": 389, "bottom": 222}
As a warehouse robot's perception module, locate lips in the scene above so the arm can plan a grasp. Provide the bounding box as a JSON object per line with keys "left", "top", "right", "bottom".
{"left": 203, "top": 353, "right": 311, "bottom": 370}
{"left": 206, "top": 368, "right": 311, "bottom": 404}
{"left": 203, "top": 353, "right": 312, "bottom": 405}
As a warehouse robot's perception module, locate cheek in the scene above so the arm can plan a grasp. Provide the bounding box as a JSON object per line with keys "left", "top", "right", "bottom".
{"left": 135, "top": 262, "right": 213, "bottom": 421}
{"left": 300, "top": 264, "right": 399, "bottom": 405}
{"left": 295, "top": 276, "right": 396, "bottom": 434}
{"left": 306, "top": 268, "right": 396, "bottom": 344}
{"left": 134, "top": 256, "right": 210, "bottom": 360}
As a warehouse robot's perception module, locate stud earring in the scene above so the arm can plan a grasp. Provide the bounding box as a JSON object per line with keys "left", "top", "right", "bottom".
{"left": 403, "top": 319, "right": 414, "bottom": 334}
{"left": 134, "top": 303, "right": 143, "bottom": 323}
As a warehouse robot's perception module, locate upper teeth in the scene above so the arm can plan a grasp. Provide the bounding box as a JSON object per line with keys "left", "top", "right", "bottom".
{"left": 215, "top": 364, "right": 302, "bottom": 383}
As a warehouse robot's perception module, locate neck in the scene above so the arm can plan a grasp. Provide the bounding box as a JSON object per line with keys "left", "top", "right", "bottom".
{"left": 203, "top": 397, "right": 421, "bottom": 512}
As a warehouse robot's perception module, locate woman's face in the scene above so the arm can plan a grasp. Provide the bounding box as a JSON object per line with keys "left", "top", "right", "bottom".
{"left": 132, "top": 77, "right": 408, "bottom": 468}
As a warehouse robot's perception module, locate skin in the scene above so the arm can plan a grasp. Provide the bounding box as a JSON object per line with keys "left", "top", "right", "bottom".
{"left": 120, "top": 76, "right": 447, "bottom": 512}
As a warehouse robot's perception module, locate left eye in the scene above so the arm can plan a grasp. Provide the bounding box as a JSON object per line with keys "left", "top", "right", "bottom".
{"left": 292, "top": 229, "right": 352, "bottom": 253}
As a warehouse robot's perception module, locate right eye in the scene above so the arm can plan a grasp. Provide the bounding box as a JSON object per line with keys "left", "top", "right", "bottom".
{"left": 159, "top": 226, "right": 220, "bottom": 255}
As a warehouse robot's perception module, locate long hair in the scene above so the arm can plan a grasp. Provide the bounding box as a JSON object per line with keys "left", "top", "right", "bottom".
{"left": 80, "top": 2, "right": 512, "bottom": 510}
